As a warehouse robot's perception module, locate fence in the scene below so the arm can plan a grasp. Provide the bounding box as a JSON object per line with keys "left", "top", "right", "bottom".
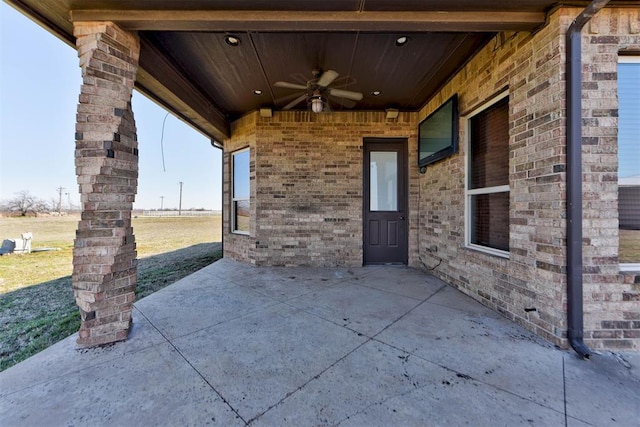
{"left": 139, "top": 210, "right": 221, "bottom": 217}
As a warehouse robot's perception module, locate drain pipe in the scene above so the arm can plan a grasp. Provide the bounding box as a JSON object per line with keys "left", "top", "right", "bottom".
{"left": 566, "top": 0, "right": 609, "bottom": 359}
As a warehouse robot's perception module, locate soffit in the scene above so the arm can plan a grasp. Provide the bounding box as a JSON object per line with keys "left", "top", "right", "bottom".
{"left": 7, "top": 1, "right": 639, "bottom": 141}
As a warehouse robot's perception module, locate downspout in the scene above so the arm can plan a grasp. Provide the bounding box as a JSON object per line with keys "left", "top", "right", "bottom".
{"left": 565, "top": 0, "right": 610, "bottom": 359}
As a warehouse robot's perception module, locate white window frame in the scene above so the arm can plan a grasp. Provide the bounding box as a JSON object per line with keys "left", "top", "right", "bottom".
{"left": 618, "top": 56, "right": 640, "bottom": 272}
{"left": 231, "top": 147, "right": 250, "bottom": 235}
{"left": 464, "top": 91, "right": 510, "bottom": 258}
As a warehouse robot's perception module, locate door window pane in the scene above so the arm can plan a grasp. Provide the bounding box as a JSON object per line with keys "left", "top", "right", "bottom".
{"left": 370, "top": 151, "right": 398, "bottom": 211}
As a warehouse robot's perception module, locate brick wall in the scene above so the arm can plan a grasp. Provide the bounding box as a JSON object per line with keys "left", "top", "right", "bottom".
{"left": 223, "top": 114, "right": 257, "bottom": 263}
{"left": 576, "top": 8, "right": 640, "bottom": 350}
{"left": 223, "top": 111, "right": 418, "bottom": 267}
{"left": 416, "top": 7, "right": 639, "bottom": 350}
{"left": 73, "top": 22, "right": 140, "bottom": 347}
{"left": 221, "top": 7, "right": 638, "bottom": 350}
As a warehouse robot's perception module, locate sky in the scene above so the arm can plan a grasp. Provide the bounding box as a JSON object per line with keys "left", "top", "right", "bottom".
{"left": 0, "top": 3, "right": 222, "bottom": 211}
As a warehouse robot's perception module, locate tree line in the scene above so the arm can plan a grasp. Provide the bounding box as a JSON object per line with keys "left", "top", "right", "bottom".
{"left": 0, "top": 190, "right": 72, "bottom": 216}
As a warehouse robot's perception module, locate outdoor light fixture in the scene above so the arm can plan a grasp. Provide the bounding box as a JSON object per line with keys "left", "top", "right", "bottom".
{"left": 224, "top": 35, "right": 240, "bottom": 46}
{"left": 309, "top": 95, "right": 326, "bottom": 113}
{"left": 259, "top": 108, "right": 273, "bottom": 117}
{"left": 385, "top": 108, "right": 399, "bottom": 119}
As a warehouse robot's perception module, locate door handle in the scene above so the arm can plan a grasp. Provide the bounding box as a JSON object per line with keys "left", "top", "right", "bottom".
{"left": 399, "top": 216, "right": 405, "bottom": 220}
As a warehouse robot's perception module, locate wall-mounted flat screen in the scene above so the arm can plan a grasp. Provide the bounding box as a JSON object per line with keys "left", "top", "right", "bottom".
{"left": 418, "top": 94, "right": 459, "bottom": 167}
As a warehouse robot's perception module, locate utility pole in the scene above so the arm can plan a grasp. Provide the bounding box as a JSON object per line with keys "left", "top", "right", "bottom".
{"left": 56, "top": 187, "right": 65, "bottom": 214}
{"left": 65, "top": 192, "right": 71, "bottom": 212}
{"left": 160, "top": 196, "right": 164, "bottom": 211}
{"left": 178, "top": 182, "right": 183, "bottom": 216}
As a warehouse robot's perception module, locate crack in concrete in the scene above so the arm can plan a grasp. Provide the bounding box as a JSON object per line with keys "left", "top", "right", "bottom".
{"left": 135, "top": 306, "right": 249, "bottom": 425}
{"left": 247, "top": 283, "right": 446, "bottom": 425}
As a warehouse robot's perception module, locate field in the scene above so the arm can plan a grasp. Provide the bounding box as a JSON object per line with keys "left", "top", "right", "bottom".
{"left": 0, "top": 215, "right": 222, "bottom": 371}
{"left": 620, "top": 229, "right": 640, "bottom": 264}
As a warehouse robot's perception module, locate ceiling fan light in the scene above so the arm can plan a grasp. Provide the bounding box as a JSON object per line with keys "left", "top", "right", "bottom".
{"left": 310, "top": 96, "right": 324, "bottom": 113}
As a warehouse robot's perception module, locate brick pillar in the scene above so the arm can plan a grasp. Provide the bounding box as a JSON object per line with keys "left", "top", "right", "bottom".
{"left": 72, "top": 22, "right": 140, "bottom": 347}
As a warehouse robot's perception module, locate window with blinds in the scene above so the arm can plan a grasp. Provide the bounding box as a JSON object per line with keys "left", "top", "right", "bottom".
{"left": 618, "top": 57, "right": 640, "bottom": 269}
{"left": 466, "top": 94, "right": 510, "bottom": 255}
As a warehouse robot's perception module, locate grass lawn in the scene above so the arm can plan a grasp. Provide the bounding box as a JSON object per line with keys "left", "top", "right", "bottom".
{"left": 0, "top": 215, "right": 222, "bottom": 371}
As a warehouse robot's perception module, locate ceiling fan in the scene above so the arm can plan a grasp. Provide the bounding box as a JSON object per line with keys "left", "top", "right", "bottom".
{"left": 274, "top": 69, "right": 363, "bottom": 113}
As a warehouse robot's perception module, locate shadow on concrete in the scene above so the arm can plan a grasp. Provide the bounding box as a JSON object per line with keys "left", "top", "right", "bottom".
{"left": 2, "top": 259, "right": 639, "bottom": 425}
{"left": 0, "top": 242, "right": 222, "bottom": 371}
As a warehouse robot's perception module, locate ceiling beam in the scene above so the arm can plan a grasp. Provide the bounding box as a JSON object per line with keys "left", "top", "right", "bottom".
{"left": 70, "top": 10, "right": 545, "bottom": 32}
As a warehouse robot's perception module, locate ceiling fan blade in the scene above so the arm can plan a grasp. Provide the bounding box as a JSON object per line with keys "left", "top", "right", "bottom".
{"left": 274, "top": 81, "right": 308, "bottom": 90}
{"left": 283, "top": 94, "right": 308, "bottom": 110}
{"left": 327, "top": 88, "right": 363, "bottom": 101}
{"left": 275, "top": 92, "right": 308, "bottom": 105}
{"left": 328, "top": 95, "right": 357, "bottom": 109}
{"left": 316, "top": 70, "right": 339, "bottom": 87}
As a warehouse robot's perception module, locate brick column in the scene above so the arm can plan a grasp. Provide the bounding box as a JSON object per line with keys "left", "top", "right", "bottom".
{"left": 72, "top": 22, "right": 140, "bottom": 347}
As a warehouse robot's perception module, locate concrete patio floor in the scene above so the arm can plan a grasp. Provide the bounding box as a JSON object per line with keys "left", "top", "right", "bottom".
{"left": 1, "top": 259, "right": 639, "bottom": 426}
